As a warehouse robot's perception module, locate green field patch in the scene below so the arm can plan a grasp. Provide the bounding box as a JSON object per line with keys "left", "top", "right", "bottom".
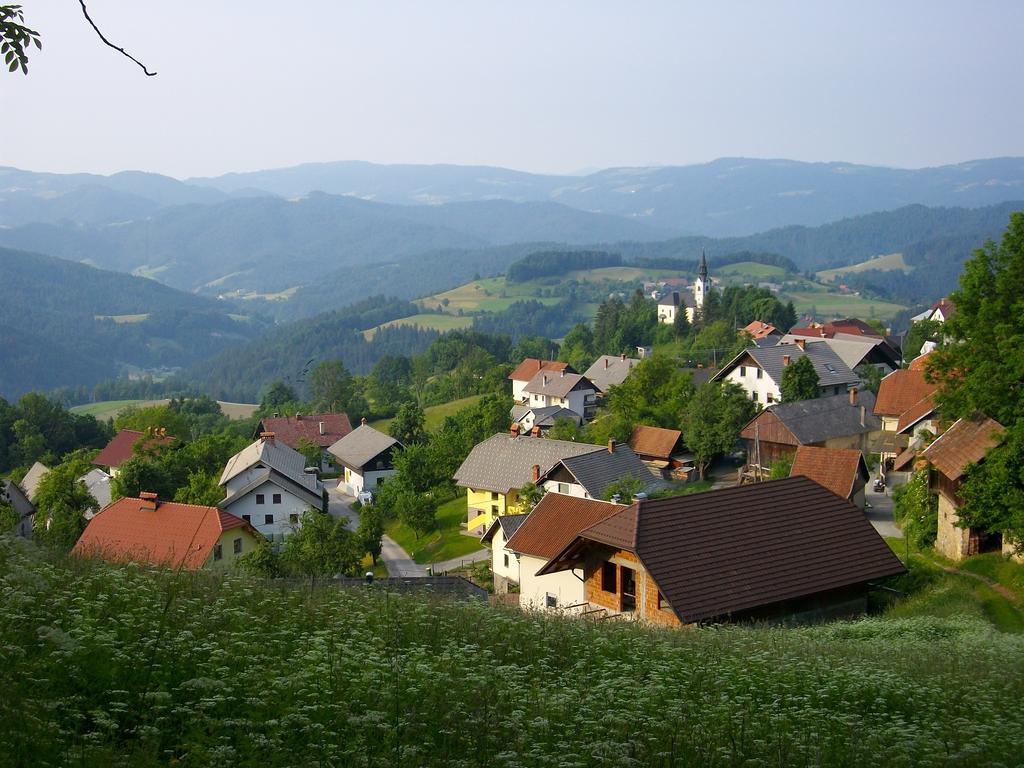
{"left": 369, "top": 394, "right": 484, "bottom": 434}
{"left": 70, "top": 399, "right": 258, "bottom": 422}
{"left": 418, "top": 277, "right": 552, "bottom": 314}
{"left": 563, "top": 266, "right": 685, "bottom": 282}
{"left": 94, "top": 313, "right": 150, "bottom": 324}
{"left": 715, "top": 261, "right": 788, "bottom": 279}
{"left": 385, "top": 494, "right": 485, "bottom": 564}
{"left": 783, "top": 290, "right": 906, "bottom": 321}
{"left": 817, "top": 253, "right": 910, "bottom": 282}
{"left": 362, "top": 313, "right": 473, "bottom": 340}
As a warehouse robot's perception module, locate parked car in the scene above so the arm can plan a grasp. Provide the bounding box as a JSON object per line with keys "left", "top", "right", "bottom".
{"left": 357, "top": 490, "right": 374, "bottom": 505}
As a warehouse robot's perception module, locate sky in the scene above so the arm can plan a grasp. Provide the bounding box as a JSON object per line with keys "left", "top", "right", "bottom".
{"left": 1, "top": 1, "right": 1023, "bottom": 179}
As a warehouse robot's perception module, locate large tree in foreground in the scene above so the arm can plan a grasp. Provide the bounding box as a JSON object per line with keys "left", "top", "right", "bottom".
{"left": 929, "top": 211, "right": 1024, "bottom": 547}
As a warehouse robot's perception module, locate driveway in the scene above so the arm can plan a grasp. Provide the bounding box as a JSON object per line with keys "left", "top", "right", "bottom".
{"left": 327, "top": 483, "right": 426, "bottom": 577}
{"left": 865, "top": 480, "right": 902, "bottom": 538}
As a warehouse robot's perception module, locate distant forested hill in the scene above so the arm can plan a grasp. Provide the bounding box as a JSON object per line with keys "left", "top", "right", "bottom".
{"left": 0, "top": 248, "right": 265, "bottom": 399}
{"left": 189, "top": 156, "right": 1024, "bottom": 236}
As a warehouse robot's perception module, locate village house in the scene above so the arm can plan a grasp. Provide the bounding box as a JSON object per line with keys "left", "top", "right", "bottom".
{"left": 921, "top": 415, "right": 1011, "bottom": 561}
{"left": 2, "top": 479, "right": 34, "bottom": 538}
{"left": 778, "top": 332, "right": 900, "bottom": 374}
{"left": 92, "top": 428, "right": 175, "bottom": 476}
{"left": 327, "top": 421, "right": 401, "bottom": 497}
{"left": 538, "top": 439, "right": 664, "bottom": 500}
{"left": 255, "top": 412, "right": 353, "bottom": 472}
{"left": 453, "top": 427, "right": 606, "bottom": 533}
{"left": 628, "top": 424, "right": 690, "bottom": 479}
{"left": 18, "top": 460, "right": 111, "bottom": 521}
{"left": 536, "top": 476, "right": 905, "bottom": 627}
{"left": 73, "top": 493, "right": 261, "bottom": 570}
{"left": 739, "top": 389, "right": 881, "bottom": 469}
{"left": 509, "top": 405, "right": 582, "bottom": 435}
{"left": 218, "top": 432, "right": 327, "bottom": 542}
{"left": 873, "top": 366, "right": 940, "bottom": 462}
{"left": 520, "top": 368, "right": 598, "bottom": 422}
{"left": 583, "top": 354, "right": 640, "bottom": 396}
{"left": 742, "top": 320, "right": 783, "bottom": 347}
{"left": 504, "top": 493, "right": 627, "bottom": 610}
{"left": 19, "top": 460, "right": 49, "bottom": 502}
{"left": 910, "top": 297, "right": 956, "bottom": 325}
{"left": 480, "top": 513, "right": 528, "bottom": 594}
{"left": 789, "top": 445, "right": 870, "bottom": 509}
{"left": 712, "top": 340, "right": 861, "bottom": 404}
{"left": 508, "top": 358, "right": 574, "bottom": 404}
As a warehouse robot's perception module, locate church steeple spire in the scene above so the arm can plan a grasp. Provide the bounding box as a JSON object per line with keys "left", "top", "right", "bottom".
{"left": 698, "top": 249, "right": 708, "bottom": 282}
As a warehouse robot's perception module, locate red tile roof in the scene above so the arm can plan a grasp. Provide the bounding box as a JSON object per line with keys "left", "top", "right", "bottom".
{"left": 895, "top": 394, "right": 938, "bottom": 434}
{"left": 790, "top": 446, "right": 868, "bottom": 500}
{"left": 789, "top": 319, "right": 883, "bottom": 339}
{"left": 258, "top": 413, "right": 352, "bottom": 449}
{"left": 92, "top": 429, "right": 175, "bottom": 469}
{"left": 505, "top": 493, "right": 626, "bottom": 560}
{"left": 922, "top": 415, "right": 1005, "bottom": 482}
{"left": 507, "top": 358, "right": 572, "bottom": 382}
{"left": 908, "top": 352, "right": 934, "bottom": 371}
{"left": 742, "top": 320, "right": 779, "bottom": 339}
{"left": 540, "top": 476, "right": 905, "bottom": 623}
{"left": 628, "top": 425, "right": 682, "bottom": 461}
{"left": 72, "top": 497, "right": 256, "bottom": 570}
{"left": 930, "top": 298, "right": 956, "bottom": 319}
{"left": 873, "top": 369, "right": 939, "bottom": 418}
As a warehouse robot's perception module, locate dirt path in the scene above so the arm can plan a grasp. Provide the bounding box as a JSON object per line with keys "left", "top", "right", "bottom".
{"left": 939, "top": 565, "right": 1021, "bottom": 605}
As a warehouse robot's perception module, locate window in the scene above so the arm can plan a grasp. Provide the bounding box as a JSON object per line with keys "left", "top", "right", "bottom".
{"left": 264, "top": 514, "right": 274, "bottom": 525}
{"left": 557, "top": 482, "right": 570, "bottom": 494}
{"left": 491, "top": 492, "right": 499, "bottom": 501}
{"left": 658, "top": 591, "right": 670, "bottom": 611}
{"left": 376, "top": 477, "right": 385, "bottom": 486}
{"left": 242, "top": 514, "right": 251, "bottom": 522}
{"left": 601, "top": 561, "right": 617, "bottom": 593}
{"left": 545, "top": 593, "right": 558, "bottom": 608}
{"left": 620, "top": 567, "right": 637, "bottom": 612}
{"left": 233, "top": 537, "right": 243, "bottom": 555}
{"left": 503, "top": 553, "right": 509, "bottom": 568}
{"left": 213, "top": 543, "right": 223, "bottom": 561}
{"left": 756, "top": 368, "right": 763, "bottom": 380}
{"left": 752, "top": 391, "right": 759, "bottom": 402}
{"left": 272, "top": 493, "right": 282, "bottom": 504}
{"left": 767, "top": 392, "right": 775, "bottom": 403}
{"left": 289, "top": 513, "right": 299, "bottom": 524}
{"left": 739, "top": 366, "right": 747, "bottom": 377}
{"left": 255, "top": 494, "right": 265, "bottom": 505}
{"left": 491, "top": 505, "right": 498, "bottom": 515}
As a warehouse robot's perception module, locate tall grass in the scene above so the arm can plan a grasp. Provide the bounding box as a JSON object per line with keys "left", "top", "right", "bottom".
{"left": 2, "top": 536, "right": 1022, "bottom": 767}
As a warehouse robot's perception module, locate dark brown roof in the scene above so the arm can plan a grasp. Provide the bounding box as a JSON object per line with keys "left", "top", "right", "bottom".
{"left": 258, "top": 413, "right": 352, "bottom": 449}
{"left": 892, "top": 447, "right": 918, "bottom": 472}
{"left": 504, "top": 493, "right": 626, "bottom": 560}
{"left": 874, "top": 369, "right": 939, "bottom": 418}
{"left": 540, "top": 476, "right": 905, "bottom": 623}
{"left": 507, "top": 358, "right": 572, "bottom": 382}
{"left": 629, "top": 425, "right": 682, "bottom": 461}
{"left": 92, "top": 429, "right": 175, "bottom": 469}
{"left": 790, "top": 446, "right": 868, "bottom": 499}
{"left": 896, "top": 394, "right": 938, "bottom": 434}
{"left": 922, "top": 415, "right": 1005, "bottom": 481}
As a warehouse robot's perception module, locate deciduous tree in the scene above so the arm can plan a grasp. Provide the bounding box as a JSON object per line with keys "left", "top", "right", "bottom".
{"left": 780, "top": 355, "right": 820, "bottom": 402}
{"left": 683, "top": 382, "right": 756, "bottom": 480}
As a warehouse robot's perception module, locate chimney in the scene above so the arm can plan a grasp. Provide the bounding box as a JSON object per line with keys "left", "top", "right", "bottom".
{"left": 139, "top": 491, "right": 158, "bottom": 512}
{"left": 795, "top": 338, "right": 806, "bottom": 351}
{"left": 543, "top": 374, "right": 548, "bottom": 386}
{"left": 531, "top": 464, "right": 540, "bottom": 482}
{"left": 319, "top": 421, "right": 326, "bottom": 435}
{"left": 620, "top": 353, "right": 626, "bottom": 361}
{"left": 860, "top": 405, "right": 866, "bottom": 428}
{"left": 295, "top": 413, "right": 302, "bottom": 421}
{"left": 560, "top": 368, "right": 565, "bottom": 378}
{"left": 259, "top": 431, "right": 275, "bottom": 443}
{"left": 531, "top": 426, "right": 541, "bottom": 437}
{"left": 608, "top": 438, "right": 616, "bottom": 454}
{"left": 782, "top": 355, "right": 791, "bottom": 366}
{"left": 361, "top": 417, "right": 367, "bottom": 426}
{"left": 848, "top": 388, "right": 857, "bottom": 406}
{"left": 511, "top": 423, "right": 521, "bottom": 438}
{"left": 604, "top": 358, "right": 609, "bottom": 369}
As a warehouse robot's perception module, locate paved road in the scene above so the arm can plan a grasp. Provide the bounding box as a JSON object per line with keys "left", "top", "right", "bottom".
{"left": 432, "top": 547, "right": 490, "bottom": 574}
{"left": 327, "top": 482, "right": 427, "bottom": 577}
{"left": 865, "top": 479, "right": 902, "bottom": 538}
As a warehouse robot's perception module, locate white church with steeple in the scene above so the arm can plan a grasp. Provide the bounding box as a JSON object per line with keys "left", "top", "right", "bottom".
{"left": 657, "top": 250, "right": 711, "bottom": 325}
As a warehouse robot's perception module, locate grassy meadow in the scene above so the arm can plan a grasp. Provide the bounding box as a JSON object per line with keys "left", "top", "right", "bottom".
{"left": 817, "top": 253, "right": 911, "bottom": 282}
{"left": 362, "top": 313, "right": 474, "bottom": 340}
{"left": 384, "top": 495, "right": 484, "bottom": 565}
{"left": 70, "top": 399, "right": 259, "bottom": 422}
{"left": 2, "top": 535, "right": 1022, "bottom": 767}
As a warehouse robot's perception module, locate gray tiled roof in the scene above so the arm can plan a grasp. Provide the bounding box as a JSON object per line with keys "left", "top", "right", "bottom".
{"left": 584, "top": 355, "right": 641, "bottom": 394}
{"left": 778, "top": 334, "right": 892, "bottom": 371}
{"left": 759, "top": 391, "right": 881, "bottom": 444}
{"left": 716, "top": 340, "right": 860, "bottom": 389}
{"left": 481, "top": 513, "right": 529, "bottom": 545}
{"left": 511, "top": 405, "right": 582, "bottom": 428}
{"left": 454, "top": 433, "right": 604, "bottom": 493}
{"left": 81, "top": 469, "right": 112, "bottom": 513}
{"left": 555, "top": 445, "right": 666, "bottom": 499}
{"left": 219, "top": 437, "right": 322, "bottom": 493}
{"left": 219, "top": 467, "right": 325, "bottom": 511}
{"left": 523, "top": 370, "right": 595, "bottom": 399}
{"left": 1, "top": 479, "right": 34, "bottom": 520}
{"left": 327, "top": 424, "right": 400, "bottom": 470}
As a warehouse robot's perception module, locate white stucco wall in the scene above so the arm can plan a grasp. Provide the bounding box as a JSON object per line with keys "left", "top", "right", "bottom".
{"left": 489, "top": 528, "right": 520, "bottom": 586}
{"left": 225, "top": 480, "right": 313, "bottom": 541}
{"left": 541, "top": 479, "right": 588, "bottom": 499}
{"left": 518, "top": 554, "right": 586, "bottom": 611}
{"left": 340, "top": 466, "right": 397, "bottom": 496}
{"left": 725, "top": 366, "right": 781, "bottom": 405}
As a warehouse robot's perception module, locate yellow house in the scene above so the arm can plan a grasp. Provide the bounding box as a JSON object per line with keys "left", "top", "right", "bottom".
{"left": 453, "top": 429, "right": 605, "bottom": 534}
